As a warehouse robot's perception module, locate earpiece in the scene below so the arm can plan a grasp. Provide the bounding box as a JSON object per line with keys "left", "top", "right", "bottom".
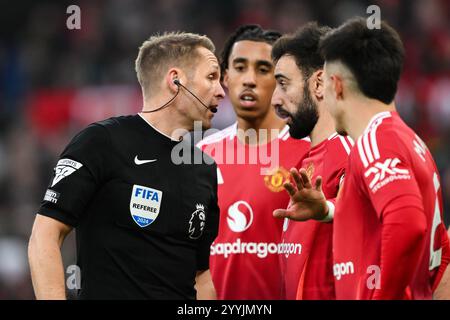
{"left": 173, "top": 79, "right": 181, "bottom": 86}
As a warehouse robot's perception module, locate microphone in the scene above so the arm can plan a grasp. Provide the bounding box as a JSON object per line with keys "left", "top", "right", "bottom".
{"left": 173, "top": 79, "right": 217, "bottom": 113}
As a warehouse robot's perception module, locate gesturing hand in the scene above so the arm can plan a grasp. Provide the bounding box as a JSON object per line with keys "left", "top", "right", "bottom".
{"left": 273, "top": 167, "right": 328, "bottom": 221}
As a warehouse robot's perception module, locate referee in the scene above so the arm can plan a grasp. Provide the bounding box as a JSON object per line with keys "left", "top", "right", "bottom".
{"left": 28, "top": 32, "right": 225, "bottom": 299}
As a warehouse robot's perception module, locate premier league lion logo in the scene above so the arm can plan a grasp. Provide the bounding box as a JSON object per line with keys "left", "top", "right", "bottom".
{"left": 188, "top": 204, "right": 206, "bottom": 239}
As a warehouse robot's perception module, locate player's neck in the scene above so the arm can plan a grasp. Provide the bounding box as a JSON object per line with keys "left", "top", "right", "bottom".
{"left": 310, "top": 103, "right": 336, "bottom": 148}
{"left": 236, "top": 110, "right": 286, "bottom": 145}
{"left": 346, "top": 99, "right": 396, "bottom": 141}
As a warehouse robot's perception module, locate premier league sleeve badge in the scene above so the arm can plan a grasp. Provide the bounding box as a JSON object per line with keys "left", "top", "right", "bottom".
{"left": 188, "top": 204, "right": 206, "bottom": 239}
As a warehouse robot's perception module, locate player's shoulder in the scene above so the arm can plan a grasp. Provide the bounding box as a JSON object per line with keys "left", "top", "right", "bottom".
{"left": 275, "top": 127, "right": 310, "bottom": 164}
{"left": 280, "top": 126, "right": 310, "bottom": 145}
{"left": 365, "top": 111, "right": 414, "bottom": 140}
{"left": 320, "top": 133, "right": 352, "bottom": 177}
{"left": 353, "top": 111, "right": 412, "bottom": 169}
{"left": 280, "top": 127, "right": 310, "bottom": 151}
{"left": 326, "top": 133, "right": 354, "bottom": 157}
{"left": 196, "top": 123, "right": 237, "bottom": 149}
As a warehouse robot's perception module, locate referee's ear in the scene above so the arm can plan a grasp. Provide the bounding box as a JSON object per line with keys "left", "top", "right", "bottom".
{"left": 167, "top": 68, "right": 184, "bottom": 93}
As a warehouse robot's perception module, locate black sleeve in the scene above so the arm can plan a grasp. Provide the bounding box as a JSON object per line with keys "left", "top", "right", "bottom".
{"left": 38, "top": 123, "right": 111, "bottom": 227}
{"left": 196, "top": 164, "right": 220, "bottom": 270}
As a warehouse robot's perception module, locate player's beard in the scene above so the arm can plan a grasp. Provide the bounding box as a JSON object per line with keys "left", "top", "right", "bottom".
{"left": 288, "top": 83, "right": 319, "bottom": 139}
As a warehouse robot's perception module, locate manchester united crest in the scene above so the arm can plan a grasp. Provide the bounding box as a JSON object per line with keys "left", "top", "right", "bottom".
{"left": 305, "top": 162, "right": 315, "bottom": 181}
{"left": 264, "top": 166, "right": 290, "bottom": 192}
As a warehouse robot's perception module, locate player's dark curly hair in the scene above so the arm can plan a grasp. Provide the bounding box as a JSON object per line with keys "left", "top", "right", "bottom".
{"left": 272, "top": 22, "right": 331, "bottom": 79}
{"left": 319, "top": 17, "right": 405, "bottom": 104}
{"left": 220, "top": 25, "right": 281, "bottom": 76}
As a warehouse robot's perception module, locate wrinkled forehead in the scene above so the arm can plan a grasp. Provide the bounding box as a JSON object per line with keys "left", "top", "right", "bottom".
{"left": 230, "top": 40, "right": 273, "bottom": 64}
{"left": 196, "top": 46, "right": 219, "bottom": 68}
{"left": 275, "top": 55, "right": 304, "bottom": 80}
{"left": 275, "top": 55, "right": 297, "bottom": 73}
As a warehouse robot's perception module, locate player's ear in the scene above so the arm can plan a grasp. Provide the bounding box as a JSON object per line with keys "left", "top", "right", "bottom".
{"left": 313, "top": 69, "right": 324, "bottom": 101}
{"left": 331, "top": 74, "right": 344, "bottom": 101}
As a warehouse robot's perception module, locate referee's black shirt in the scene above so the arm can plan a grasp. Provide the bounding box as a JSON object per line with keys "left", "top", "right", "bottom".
{"left": 38, "top": 114, "right": 219, "bottom": 299}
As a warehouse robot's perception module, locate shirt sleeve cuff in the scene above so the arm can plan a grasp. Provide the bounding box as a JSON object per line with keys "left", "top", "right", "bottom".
{"left": 319, "top": 200, "right": 335, "bottom": 223}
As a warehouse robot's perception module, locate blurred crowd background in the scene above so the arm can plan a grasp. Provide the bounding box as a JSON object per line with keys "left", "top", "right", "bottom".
{"left": 0, "top": 0, "right": 449, "bottom": 299}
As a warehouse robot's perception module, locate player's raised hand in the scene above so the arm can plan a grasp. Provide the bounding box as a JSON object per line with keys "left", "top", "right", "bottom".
{"left": 273, "top": 168, "right": 328, "bottom": 221}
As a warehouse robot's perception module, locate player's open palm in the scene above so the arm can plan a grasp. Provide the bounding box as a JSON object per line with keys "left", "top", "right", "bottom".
{"left": 273, "top": 168, "right": 327, "bottom": 221}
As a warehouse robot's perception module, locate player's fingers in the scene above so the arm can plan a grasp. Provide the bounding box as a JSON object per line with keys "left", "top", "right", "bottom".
{"left": 315, "top": 176, "right": 323, "bottom": 191}
{"left": 290, "top": 168, "right": 304, "bottom": 190}
{"left": 299, "top": 168, "right": 312, "bottom": 189}
{"left": 274, "top": 208, "right": 309, "bottom": 222}
{"left": 283, "top": 182, "right": 297, "bottom": 197}
{"left": 273, "top": 208, "right": 289, "bottom": 219}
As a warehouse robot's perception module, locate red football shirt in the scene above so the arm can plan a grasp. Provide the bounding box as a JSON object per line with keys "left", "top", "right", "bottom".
{"left": 333, "top": 111, "right": 450, "bottom": 300}
{"left": 198, "top": 123, "right": 310, "bottom": 299}
{"left": 280, "top": 133, "right": 352, "bottom": 300}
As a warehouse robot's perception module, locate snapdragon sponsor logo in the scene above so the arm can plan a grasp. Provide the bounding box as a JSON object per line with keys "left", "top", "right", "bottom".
{"left": 227, "top": 201, "right": 253, "bottom": 233}
{"left": 210, "top": 239, "right": 301, "bottom": 259}
{"left": 280, "top": 240, "right": 302, "bottom": 258}
{"left": 170, "top": 121, "right": 280, "bottom": 175}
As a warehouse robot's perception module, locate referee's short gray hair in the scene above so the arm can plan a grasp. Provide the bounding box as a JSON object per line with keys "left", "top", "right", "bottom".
{"left": 135, "top": 32, "right": 215, "bottom": 99}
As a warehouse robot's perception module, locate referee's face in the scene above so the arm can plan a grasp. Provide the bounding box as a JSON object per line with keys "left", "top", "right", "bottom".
{"left": 182, "top": 47, "right": 225, "bottom": 130}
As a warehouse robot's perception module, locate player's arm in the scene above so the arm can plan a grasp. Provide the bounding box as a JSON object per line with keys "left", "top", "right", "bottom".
{"left": 195, "top": 269, "right": 216, "bottom": 300}
{"left": 359, "top": 134, "right": 429, "bottom": 299}
{"left": 28, "top": 214, "right": 73, "bottom": 299}
{"left": 374, "top": 201, "right": 427, "bottom": 299}
{"left": 434, "top": 227, "right": 450, "bottom": 300}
